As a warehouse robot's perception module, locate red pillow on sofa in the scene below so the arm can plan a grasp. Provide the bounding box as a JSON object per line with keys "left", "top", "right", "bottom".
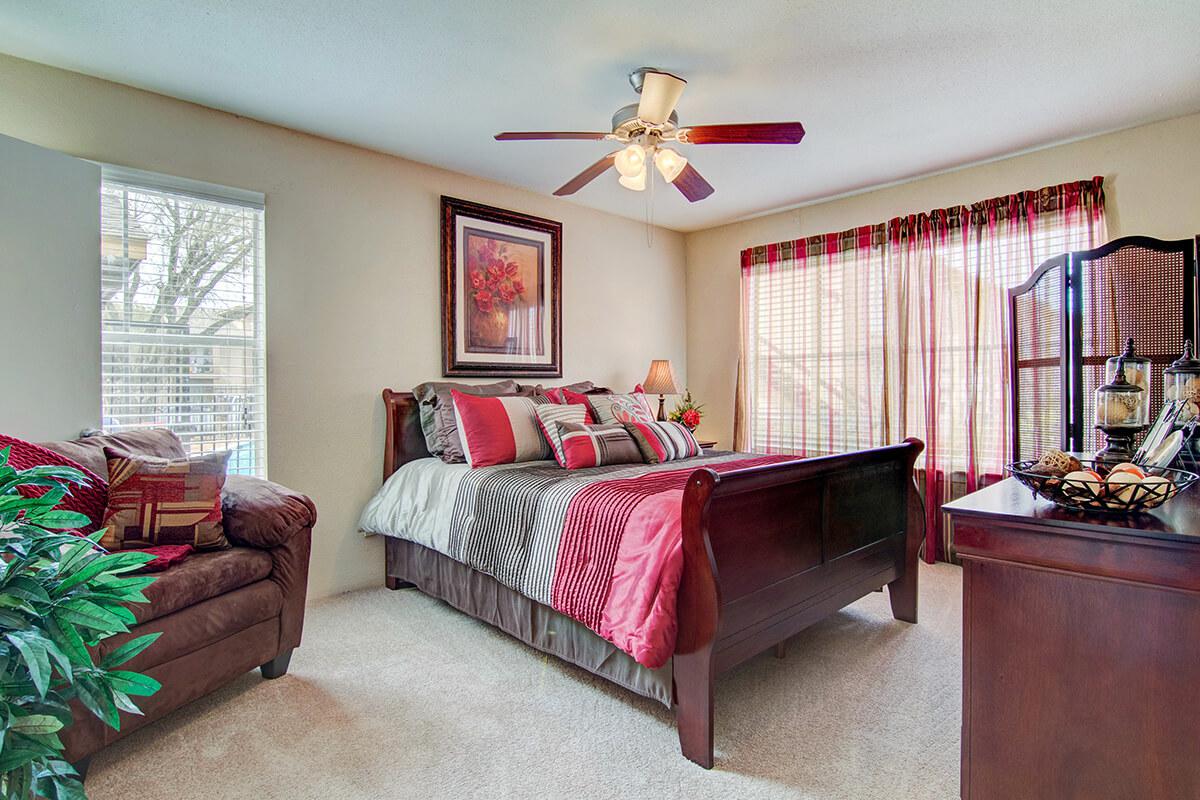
{"left": 0, "top": 434, "right": 107, "bottom": 533}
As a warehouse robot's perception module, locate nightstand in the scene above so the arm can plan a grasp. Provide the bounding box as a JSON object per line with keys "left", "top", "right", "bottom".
{"left": 696, "top": 439, "right": 718, "bottom": 450}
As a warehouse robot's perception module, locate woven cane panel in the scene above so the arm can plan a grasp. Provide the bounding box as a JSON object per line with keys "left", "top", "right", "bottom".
{"left": 1012, "top": 262, "right": 1064, "bottom": 460}
{"left": 1079, "top": 246, "right": 1186, "bottom": 453}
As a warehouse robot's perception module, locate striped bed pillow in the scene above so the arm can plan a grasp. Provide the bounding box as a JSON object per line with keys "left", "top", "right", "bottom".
{"left": 557, "top": 422, "right": 644, "bottom": 470}
{"left": 534, "top": 403, "right": 589, "bottom": 467}
{"left": 623, "top": 421, "right": 702, "bottom": 464}
{"left": 451, "top": 391, "right": 551, "bottom": 468}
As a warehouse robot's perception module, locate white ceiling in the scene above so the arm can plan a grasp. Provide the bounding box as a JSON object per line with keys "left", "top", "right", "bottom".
{"left": 2, "top": 0, "right": 1199, "bottom": 232}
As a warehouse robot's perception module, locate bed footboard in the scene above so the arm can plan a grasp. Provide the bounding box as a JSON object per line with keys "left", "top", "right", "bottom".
{"left": 674, "top": 438, "right": 924, "bottom": 768}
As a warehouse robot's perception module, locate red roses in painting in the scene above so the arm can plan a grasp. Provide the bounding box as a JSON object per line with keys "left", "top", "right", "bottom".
{"left": 469, "top": 237, "right": 525, "bottom": 314}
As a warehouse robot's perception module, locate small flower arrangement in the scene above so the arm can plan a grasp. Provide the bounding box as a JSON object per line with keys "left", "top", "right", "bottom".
{"left": 469, "top": 237, "right": 525, "bottom": 314}
{"left": 669, "top": 390, "right": 704, "bottom": 430}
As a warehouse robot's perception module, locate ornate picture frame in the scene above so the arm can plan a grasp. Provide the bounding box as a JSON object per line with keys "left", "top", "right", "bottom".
{"left": 441, "top": 196, "right": 562, "bottom": 377}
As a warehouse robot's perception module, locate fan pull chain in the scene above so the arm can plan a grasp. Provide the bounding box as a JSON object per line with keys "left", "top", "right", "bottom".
{"left": 645, "top": 158, "right": 656, "bottom": 248}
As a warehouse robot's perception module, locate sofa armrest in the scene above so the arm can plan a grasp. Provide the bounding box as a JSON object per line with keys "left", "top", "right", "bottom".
{"left": 222, "top": 474, "right": 317, "bottom": 549}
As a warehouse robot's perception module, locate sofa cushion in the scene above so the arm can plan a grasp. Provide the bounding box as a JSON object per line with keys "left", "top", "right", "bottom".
{"left": 131, "top": 547, "right": 273, "bottom": 625}
{"left": 0, "top": 433, "right": 108, "bottom": 533}
{"left": 101, "top": 448, "right": 230, "bottom": 551}
{"left": 40, "top": 429, "right": 185, "bottom": 480}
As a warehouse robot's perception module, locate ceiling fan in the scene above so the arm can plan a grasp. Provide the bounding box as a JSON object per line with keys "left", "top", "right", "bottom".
{"left": 495, "top": 68, "right": 805, "bottom": 203}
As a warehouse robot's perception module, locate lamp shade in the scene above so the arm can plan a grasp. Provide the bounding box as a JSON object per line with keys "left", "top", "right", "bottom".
{"left": 642, "top": 359, "right": 680, "bottom": 395}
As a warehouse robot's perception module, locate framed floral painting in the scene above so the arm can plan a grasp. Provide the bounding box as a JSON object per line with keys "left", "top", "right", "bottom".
{"left": 441, "top": 196, "right": 562, "bottom": 377}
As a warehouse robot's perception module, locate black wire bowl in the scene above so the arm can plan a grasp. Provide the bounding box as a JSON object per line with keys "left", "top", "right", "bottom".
{"left": 1006, "top": 460, "right": 1198, "bottom": 514}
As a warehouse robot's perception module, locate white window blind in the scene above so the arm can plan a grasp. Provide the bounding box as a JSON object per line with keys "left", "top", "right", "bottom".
{"left": 100, "top": 168, "right": 266, "bottom": 476}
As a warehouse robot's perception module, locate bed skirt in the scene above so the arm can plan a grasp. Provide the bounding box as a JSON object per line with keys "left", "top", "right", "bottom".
{"left": 384, "top": 536, "right": 673, "bottom": 707}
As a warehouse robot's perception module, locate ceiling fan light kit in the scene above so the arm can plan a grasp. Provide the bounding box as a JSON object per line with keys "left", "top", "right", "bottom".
{"left": 495, "top": 67, "right": 805, "bottom": 204}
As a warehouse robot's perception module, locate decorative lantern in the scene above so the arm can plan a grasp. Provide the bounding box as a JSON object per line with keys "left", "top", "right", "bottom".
{"left": 1094, "top": 356, "right": 1148, "bottom": 467}
{"left": 1164, "top": 339, "right": 1200, "bottom": 424}
{"left": 1105, "top": 338, "right": 1151, "bottom": 409}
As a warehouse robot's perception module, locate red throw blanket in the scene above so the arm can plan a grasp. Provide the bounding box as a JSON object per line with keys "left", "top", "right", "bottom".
{"left": 551, "top": 455, "right": 792, "bottom": 668}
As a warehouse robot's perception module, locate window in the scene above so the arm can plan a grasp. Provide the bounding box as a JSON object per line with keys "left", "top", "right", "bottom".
{"left": 100, "top": 167, "right": 266, "bottom": 476}
{"left": 739, "top": 178, "right": 1106, "bottom": 561}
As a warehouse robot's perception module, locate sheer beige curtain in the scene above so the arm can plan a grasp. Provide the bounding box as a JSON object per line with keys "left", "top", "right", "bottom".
{"left": 739, "top": 178, "right": 1107, "bottom": 560}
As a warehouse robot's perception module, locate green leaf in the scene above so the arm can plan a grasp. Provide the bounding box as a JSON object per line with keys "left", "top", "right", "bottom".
{"left": 54, "top": 600, "right": 128, "bottom": 635}
{"left": 3, "top": 575, "right": 52, "bottom": 606}
{"left": 0, "top": 747, "right": 40, "bottom": 772}
{"left": 72, "top": 676, "right": 120, "bottom": 730}
{"left": 58, "top": 551, "right": 154, "bottom": 592}
{"left": 45, "top": 615, "right": 90, "bottom": 669}
{"left": 109, "top": 690, "right": 143, "bottom": 716}
{"left": 9, "top": 714, "right": 63, "bottom": 735}
{"left": 107, "top": 670, "right": 161, "bottom": 697}
{"left": 100, "top": 633, "right": 161, "bottom": 669}
{"left": 27, "top": 511, "right": 91, "bottom": 530}
{"left": 6, "top": 632, "right": 50, "bottom": 698}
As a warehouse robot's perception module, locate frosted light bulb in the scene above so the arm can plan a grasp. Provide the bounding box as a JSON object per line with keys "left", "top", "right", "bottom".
{"left": 614, "top": 144, "right": 647, "bottom": 178}
{"left": 654, "top": 147, "right": 688, "bottom": 183}
{"left": 618, "top": 168, "right": 646, "bottom": 191}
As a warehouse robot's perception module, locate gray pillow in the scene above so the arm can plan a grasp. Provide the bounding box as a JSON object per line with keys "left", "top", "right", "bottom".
{"left": 412, "top": 380, "right": 523, "bottom": 460}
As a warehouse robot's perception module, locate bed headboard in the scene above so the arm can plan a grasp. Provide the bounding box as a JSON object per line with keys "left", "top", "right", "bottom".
{"left": 381, "top": 389, "right": 431, "bottom": 481}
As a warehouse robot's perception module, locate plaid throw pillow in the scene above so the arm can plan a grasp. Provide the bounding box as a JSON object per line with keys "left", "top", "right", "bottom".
{"left": 557, "top": 422, "right": 644, "bottom": 470}
{"left": 534, "top": 404, "right": 589, "bottom": 467}
{"left": 623, "top": 421, "right": 702, "bottom": 464}
{"left": 101, "top": 449, "right": 230, "bottom": 551}
{"left": 587, "top": 393, "right": 656, "bottom": 425}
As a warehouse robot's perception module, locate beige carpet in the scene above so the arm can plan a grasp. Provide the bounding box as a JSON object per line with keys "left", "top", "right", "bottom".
{"left": 87, "top": 563, "right": 962, "bottom": 800}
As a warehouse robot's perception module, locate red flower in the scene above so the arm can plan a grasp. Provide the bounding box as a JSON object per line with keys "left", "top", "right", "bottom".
{"left": 499, "top": 283, "right": 516, "bottom": 304}
{"left": 511, "top": 278, "right": 524, "bottom": 294}
{"left": 487, "top": 262, "right": 505, "bottom": 280}
{"left": 474, "top": 290, "right": 494, "bottom": 313}
{"left": 469, "top": 270, "right": 485, "bottom": 290}
{"left": 505, "top": 260, "right": 519, "bottom": 276}
{"left": 681, "top": 409, "right": 701, "bottom": 429}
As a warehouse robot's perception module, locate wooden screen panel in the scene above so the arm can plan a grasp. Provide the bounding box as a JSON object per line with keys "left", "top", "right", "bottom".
{"left": 1009, "top": 255, "right": 1068, "bottom": 461}
{"left": 1074, "top": 238, "right": 1195, "bottom": 453}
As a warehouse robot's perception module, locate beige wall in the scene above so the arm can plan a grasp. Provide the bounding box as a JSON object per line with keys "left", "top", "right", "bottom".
{"left": 0, "top": 133, "right": 100, "bottom": 440}
{"left": 684, "top": 113, "right": 1200, "bottom": 447}
{"left": 0, "top": 54, "right": 687, "bottom": 600}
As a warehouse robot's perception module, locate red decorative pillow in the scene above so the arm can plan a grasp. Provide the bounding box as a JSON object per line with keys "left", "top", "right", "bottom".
{"left": 623, "top": 421, "right": 702, "bottom": 464}
{"left": 0, "top": 434, "right": 107, "bottom": 533}
{"left": 534, "top": 404, "right": 590, "bottom": 467}
{"left": 558, "top": 422, "right": 644, "bottom": 470}
{"left": 544, "top": 387, "right": 595, "bottom": 423}
{"left": 451, "top": 391, "right": 551, "bottom": 468}
{"left": 101, "top": 449, "right": 230, "bottom": 551}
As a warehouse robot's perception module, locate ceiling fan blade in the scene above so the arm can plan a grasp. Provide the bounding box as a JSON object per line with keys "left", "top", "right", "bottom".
{"left": 678, "top": 122, "right": 806, "bottom": 145}
{"left": 553, "top": 152, "right": 618, "bottom": 196}
{"left": 637, "top": 70, "right": 687, "bottom": 125}
{"left": 495, "top": 131, "right": 610, "bottom": 141}
{"left": 672, "top": 163, "right": 715, "bottom": 203}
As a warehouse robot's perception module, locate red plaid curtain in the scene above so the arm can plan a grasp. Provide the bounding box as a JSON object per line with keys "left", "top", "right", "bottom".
{"left": 738, "top": 177, "right": 1106, "bottom": 561}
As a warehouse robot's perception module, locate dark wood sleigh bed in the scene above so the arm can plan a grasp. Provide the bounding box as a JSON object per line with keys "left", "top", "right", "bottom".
{"left": 379, "top": 388, "right": 924, "bottom": 768}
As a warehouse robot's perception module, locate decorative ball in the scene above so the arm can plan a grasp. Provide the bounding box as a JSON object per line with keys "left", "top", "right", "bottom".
{"left": 1107, "top": 462, "right": 1145, "bottom": 480}
{"left": 1105, "top": 471, "right": 1141, "bottom": 503}
{"left": 1035, "top": 449, "right": 1074, "bottom": 474}
{"left": 1137, "top": 475, "right": 1176, "bottom": 507}
{"left": 1063, "top": 469, "right": 1102, "bottom": 497}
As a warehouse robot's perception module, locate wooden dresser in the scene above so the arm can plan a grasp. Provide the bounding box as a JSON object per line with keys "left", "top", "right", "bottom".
{"left": 945, "top": 479, "right": 1200, "bottom": 800}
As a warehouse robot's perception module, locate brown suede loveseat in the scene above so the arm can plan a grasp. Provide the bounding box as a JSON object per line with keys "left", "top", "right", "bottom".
{"left": 37, "top": 429, "right": 316, "bottom": 772}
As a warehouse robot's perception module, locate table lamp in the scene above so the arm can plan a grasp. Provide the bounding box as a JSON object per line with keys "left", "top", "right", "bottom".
{"left": 642, "top": 359, "right": 679, "bottom": 421}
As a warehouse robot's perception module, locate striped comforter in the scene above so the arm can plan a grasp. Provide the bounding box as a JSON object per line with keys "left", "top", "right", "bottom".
{"left": 361, "top": 453, "right": 792, "bottom": 668}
